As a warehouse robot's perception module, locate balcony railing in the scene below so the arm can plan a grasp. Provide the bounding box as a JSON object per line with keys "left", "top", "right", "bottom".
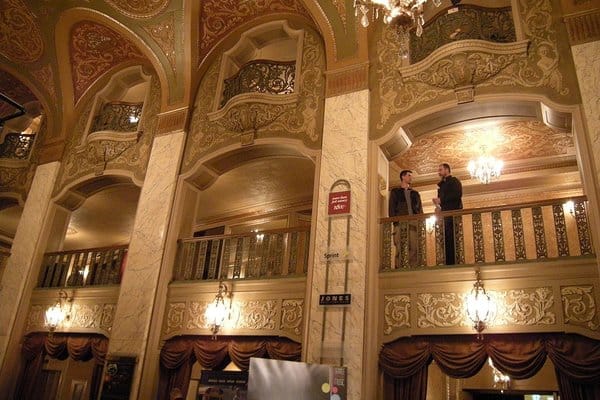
{"left": 91, "top": 101, "right": 143, "bottom": 133}
{"left": 173, "top": 227, "right": 310, "bottom": 282}
{"left": 0, "top": 132, "right": 35, "bottom": 160}
{"left": 38, "top": 245, "right": 128, "bottom": 288}
{"left": 380, "top": 196, "right": 595, "bottom": 271}
{"left": 221, "top": 59, "right": 296, "bottom": 107}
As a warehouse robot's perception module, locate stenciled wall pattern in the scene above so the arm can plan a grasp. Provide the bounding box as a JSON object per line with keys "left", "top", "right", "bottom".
{"left": 382, "top": 283, "right": 600, "bottom": 341}
{"left": 163, "top": 297, "right": 304, "bottom": 342}
{"left": 182, "top": 25, "right": 325, "bottom": 173}
{"left": 371, "top": 0, "right": 581, "bottom": 139}
{"left": 53, "top": 73, "right": 161, "bottom": 196}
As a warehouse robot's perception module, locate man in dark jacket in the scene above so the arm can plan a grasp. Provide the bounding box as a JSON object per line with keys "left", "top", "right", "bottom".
{"left": 389, "top": 170, "right": 423, "bottom": 267}
{"left": 432, "top": 163, "right": 463, "bottom": 264}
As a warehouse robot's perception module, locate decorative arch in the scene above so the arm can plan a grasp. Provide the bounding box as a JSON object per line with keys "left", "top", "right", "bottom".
{"left": 181, "top": 139, "right": 318, "bottom": 191}
{"left": 0, "top": 67, "right": 55, "bottom": 144}
{"left": 54, "top": 8, "right": 171, "bottom": 111}
{"left": 53, "top": 172, "right": 141, "bottom": 211}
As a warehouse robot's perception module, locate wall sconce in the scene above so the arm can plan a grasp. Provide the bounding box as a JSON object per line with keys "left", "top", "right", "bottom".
{"left": 425, "top": 215, "right": 437, "bottom": 233}
{"left": 563, "top": 200, "right": 575, "bottom": 216}
{"left": 205, "top": 281, "right": 229, "bottom": 337}
{"left": 465, "top": 268, "right": 492, "bottom": 339}
{"left": 44, "top": 289, "right": 73, "bottom": 335}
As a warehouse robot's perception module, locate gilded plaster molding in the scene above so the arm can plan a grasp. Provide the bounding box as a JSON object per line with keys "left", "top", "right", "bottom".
{"left": 104, "top": 0, "right": 170, "bottom": 19}
{"left": 372, "top": 0, "right": 579, "bottom": 137}
{"left": 325, "top": 62, "right": 369, "bottom": 97}
{"left": 163, "top": 297, "right": 304, "bottom": 342}
{"left": 0, "top": 0, "right": 44, "bottom": 63}
{"left": 561, "top": 285, "right": 600, "bottom": 331}
{"left": 25, "top": 302, "right": 116, "bottom": 336}
{"left": 383, "top": 294, "right": 411, "bottom": 334}
{"left": 54, "top": 75, "right": 161, "bottom": 195}
{"left": 564, "top": 9, "right": 600, "bottom": 45}
{"left": 143, "top": 12, "right": 177, "bottom": 71}
{"left": 156, "top": 107, "right": 188, "bottom": 135}
{"left": 183, "top": 27, "right": 325, "bottom": 172}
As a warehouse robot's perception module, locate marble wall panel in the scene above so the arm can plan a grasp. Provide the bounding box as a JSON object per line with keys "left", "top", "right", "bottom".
{"left": 0, "top": 162, "right": 60, "bottom": 366}
{"left": 306, "top": 90, "right": 368, "bottom": 400}
{"left": 106, "top": 132, "right": 184, "bottom": 396}
{"left": 572, "top": 41, "right": 600, "bottom": 191}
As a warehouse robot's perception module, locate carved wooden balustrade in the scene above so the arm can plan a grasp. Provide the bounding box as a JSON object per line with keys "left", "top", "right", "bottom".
{"left": 380, "top": 196, "right": 595, "bottom": 271}
{"left": 173, "top": 227, "right": 310, "bottom": 282}
{"left": 38, "top": 245, "right": 128, "bottom": 288}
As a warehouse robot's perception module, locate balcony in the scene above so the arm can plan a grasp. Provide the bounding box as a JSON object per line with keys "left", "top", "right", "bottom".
{"left": 37, "top": 245, "right": 127, "bottom": 288}
{"left": 380, "top": 196, "right": 595, "bottom": 270}
{"left": 0, "top": 132, "right": 35, "bottom": 160}
{"left": 220, "top": 59, "right": 296, "bottom": 107}
{"left": 173, "top": 227, "right": 310, "bottom": 282}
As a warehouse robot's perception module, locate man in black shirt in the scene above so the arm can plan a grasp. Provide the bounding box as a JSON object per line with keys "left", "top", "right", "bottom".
{"left": 389, "top": 170, "right": 423, "bottom": 267}
{"left": 432, "top": 163, "right": 463, "bottom": 265}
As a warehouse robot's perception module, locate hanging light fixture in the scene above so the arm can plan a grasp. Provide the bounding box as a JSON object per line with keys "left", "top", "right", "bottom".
{"left": 467, "top": 156, "right": 503, "bottom": 184}
{"left": 465, "top": 268, "right": 492, "bottom": 339}
{"left": 354, "top": 0, "right": 442, "bottom": 36}
{"left": 44, "top": 289, "right": 73, "bottom": 335}
{"left": 205, "top": 281, "right": 229, "bottom": 336}
{"left": 488, "top": 358, "right": 510, "bottom": 390}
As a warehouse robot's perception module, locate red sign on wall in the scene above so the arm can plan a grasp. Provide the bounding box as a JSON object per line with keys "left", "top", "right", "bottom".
{"left": 328, "top": 191, "right": 351, "bottom": 215}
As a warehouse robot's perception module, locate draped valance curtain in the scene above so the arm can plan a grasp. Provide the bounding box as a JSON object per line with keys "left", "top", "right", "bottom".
{"left": 159, "top": 335, "right": 301, "bottom": 400}
{"left": 379, "top": 333, "right": 600, "bottom": 400}
{"left": 16, "top": 333, "right": 108, "bottom": 400}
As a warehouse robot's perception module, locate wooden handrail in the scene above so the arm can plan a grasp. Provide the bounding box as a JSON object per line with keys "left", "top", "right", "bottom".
{"left": 380, "top": 195, "right": 588, "bottom": 223}
{"left": 44, "top": 244, "right": 129, "bottom": 256}
{"left": 179, "top": 226, "right": 311, "bottom": 243}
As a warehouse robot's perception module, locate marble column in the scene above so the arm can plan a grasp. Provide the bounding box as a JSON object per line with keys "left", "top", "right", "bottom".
{"left": 571, "top": 41, "right": 600, "bottom": 254}
{"left": 572, "top": 41, "right": 600, "bottom": 188}
{"left": 0, "top": 162, "right": 61, "bottom": 389}
{"left": 304, "top": 90, "right": 369, "bottom": 400}
{"left": 103, "top": 131, "right": 185, "bottom": 398}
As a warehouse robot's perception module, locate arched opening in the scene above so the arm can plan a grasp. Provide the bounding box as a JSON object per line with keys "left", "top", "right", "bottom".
{"left": 378, "top": 99, "right": 586, "bottom": 269}
{"left": 176, "top": 143, "right": 316, "bottom": 282}
{"left": 39, "top": 176, "right": 141, "bottom": 289}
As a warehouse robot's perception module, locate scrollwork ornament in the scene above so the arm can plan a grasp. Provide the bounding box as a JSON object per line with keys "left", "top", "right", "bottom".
{"left": 26, "top": 305, "right": 45, "bottom": 331}
{"left": 166, "top": 302, "right": 186, "bottom": 334}
{"left": 280, "top": 299, "right": 303, "bottom": 335}
{"left": 417, "top": 293, "right": 464, "bottom": 328}
{"left": 384, "top": 295, "right": 411, "bottom": 334}
{"left": 100, "top": 304, "right": 116, "bottom": 329}
{"left": 561, "top": 286, "right": 599, "bottom": 330}
{"left": 105, "top": 0, "right": 170, "bottom": 19}
{"left": 492, "top": 287, "right": 555, "bottom": 326}
{"left": 237, "top": 300, "right": 277, "bottom": 330}
{"left": 187, "top": 301, "right": 209, "bottom": 329}
{"left": 71, "top": 304, "right": 101, "bottom": 328}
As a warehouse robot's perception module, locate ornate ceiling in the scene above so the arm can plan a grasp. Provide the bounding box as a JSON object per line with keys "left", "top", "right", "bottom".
{"left": 395, "top": 119, "right": 575, "bottom": 176}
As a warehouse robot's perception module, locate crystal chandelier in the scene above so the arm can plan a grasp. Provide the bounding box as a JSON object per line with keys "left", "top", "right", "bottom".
{"left": 354, "top": 0, "right": 441, "bottom": 36}
{"left": 467, "top": 156, "right": 503, "bottom": 184}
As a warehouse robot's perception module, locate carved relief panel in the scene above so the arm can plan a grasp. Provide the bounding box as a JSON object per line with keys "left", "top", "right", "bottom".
{"left": 163, "top": 296, "right": 304, "bottom": 342}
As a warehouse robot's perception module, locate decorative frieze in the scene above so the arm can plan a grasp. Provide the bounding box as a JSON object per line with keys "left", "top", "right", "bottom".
{"left": 164, "top": 297, "right": 304, "bottom": 341}
{"left": 25, "top": 302, "right": 116, "bottom": 335}
{"left": 383, "top": 295, "right": 411, "bottom": 334}
{"left": 561, "top": 286, "right": 599, "bottom": 331}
